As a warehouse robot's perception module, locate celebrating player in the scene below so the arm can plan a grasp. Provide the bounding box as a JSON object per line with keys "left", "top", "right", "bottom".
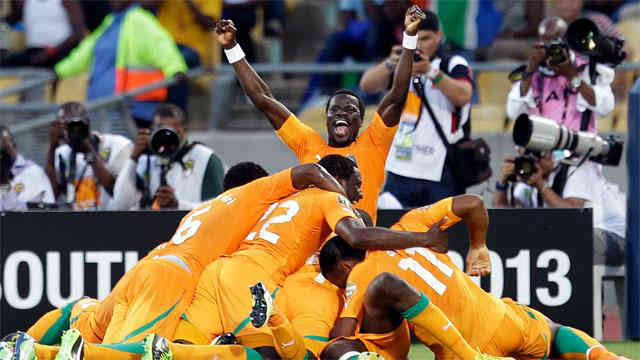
{"left": 1, "top": 162, "right": 347, "bottom": 360}
{"left": 217, "top": 5, "right": 425, "bottom": 223}
{"left": 323, "top": 196, "right": 630, "bottom": 360}
{"left": 165, "top": 155, "right": 448, "bottom": 358}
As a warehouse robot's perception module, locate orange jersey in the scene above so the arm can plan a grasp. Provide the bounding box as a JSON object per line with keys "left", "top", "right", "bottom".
{"left": 276, "top": 112, "right": 397, "bottom": 223}
{"left": 233, "top": 188, "right": 358, "bottom": 285}
{"left": 148, "top": 168, "right": 296, "bottom": 274}
{"left": 276, "top": 270, "right": 344, "bottom": 356}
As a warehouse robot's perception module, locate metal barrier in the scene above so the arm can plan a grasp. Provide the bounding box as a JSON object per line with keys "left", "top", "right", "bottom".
{"left": 0, "top": 68, "right": 54, "bottom": 102}
{"left": 627, "top": 77, "right": 640, "bottom": 340}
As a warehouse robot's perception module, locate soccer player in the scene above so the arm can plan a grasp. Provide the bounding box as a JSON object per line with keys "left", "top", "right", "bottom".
{"left": 217, "top": 5, "right": 425, "bottom": 223}
{"left": 324, "top": 197, "right": 630, "bottom": 360}
{"left": 168, "top": 155, "right": 448, "bottom": 358}
{"left": 1, "top": 162, "right": 347, "bottom": 360}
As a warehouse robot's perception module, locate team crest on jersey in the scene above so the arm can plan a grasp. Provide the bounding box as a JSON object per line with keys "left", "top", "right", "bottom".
{"left": 346, "top": 281, "right": 357, "bottom": 299}
{"left": 100, "top": 148, "right": 111, "bottom": 161}
{"left": 184, "top": 159, "right": 194, "bottom": 176}
{"left": 13, "top": 182, "right": 24, "bottom": 194}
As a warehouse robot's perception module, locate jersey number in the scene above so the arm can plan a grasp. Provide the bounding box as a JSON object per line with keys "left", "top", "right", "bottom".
{"left": 246, "top": 200, "right": 300, "bottom": 244}
{"left": 170, "top": 205, "right": 211, "bottom": 245}
{"left": 397, "top": 247, "right": 454, "bottom": 295}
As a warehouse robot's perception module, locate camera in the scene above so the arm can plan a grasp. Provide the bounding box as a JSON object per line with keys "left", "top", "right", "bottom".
{"left": 66, "top": 117, "right": 90, "bottom": 145}
{"left": 149, "top": 127, "right": 181, "bottom": 157}
{"left": 544, "top": 39, "right": 568, "bottom": 65}
{"left": 513, "top": 114, "right": 624, "bottom": 166}
{"left": 567, "top": 18, "right": 626, "bottom": 66}
{"left": 511, "top": 152, "right": 539, "bottom": 180}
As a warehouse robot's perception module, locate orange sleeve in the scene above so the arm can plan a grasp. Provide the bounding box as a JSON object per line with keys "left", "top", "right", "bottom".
{"left": 318, "top": 192, "right": 358, "bottom": 231}
{"left": 275, "top": 114, "right": 325, "bottom": 160}
{"left": 362, "top": 112, "right": 398, "bottom": 157}
{"left": 391, "top": 197, "right": 461, "bottom": 232}
{"left": 250, "top": 168, "right": 297, "bottom": 203}
{"left": 341, "top": 260, "right": 378, "bottom": 319}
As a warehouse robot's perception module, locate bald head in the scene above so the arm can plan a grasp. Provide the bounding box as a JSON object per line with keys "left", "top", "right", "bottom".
{"left": 538, "top": 16, "right": 568, "bottom": 43}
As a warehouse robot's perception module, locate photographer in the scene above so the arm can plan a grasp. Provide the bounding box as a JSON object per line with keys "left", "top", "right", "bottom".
{"left": 46, "top": 102, "right": 133, "bottom": 210}
{"left": 506, "top": 16, "right": 615, "bottom": 133}
{"left": 112, "top": 104, "right": 225, "bottom": 210}
{"left": 493, "top": 149, "right": 626, "bottom": 267}
{"left": 0, "top": 126, "right": 54, "bottom": 210}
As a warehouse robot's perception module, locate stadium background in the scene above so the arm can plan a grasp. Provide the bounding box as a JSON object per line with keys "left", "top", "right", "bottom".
{"left": 0, "top": 0, "right": 640, "bottom": 358}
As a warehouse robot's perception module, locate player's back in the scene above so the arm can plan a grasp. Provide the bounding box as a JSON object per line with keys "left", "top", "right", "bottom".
{"left": 148, "top": 169, "right": 295, "bottom": 275}
{"left": 353, "top": 250, "right": 507, "bottom": 350}
{"left": 234, "top": 188, "right": 356, "bottom": 285}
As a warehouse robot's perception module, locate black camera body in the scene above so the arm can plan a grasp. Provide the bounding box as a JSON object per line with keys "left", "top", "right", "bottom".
{"left": 510, "top": 152, "right": 539, "bottom": 181}
{"left": 66, "top": 117, "right": 90, "bottom": 146}
{"left": 544, "top": 40, "right": 569, "bottom": 65}
{"left": 149, "top": 127, "right": 181, "bottom": 157}
{"left": 567, "top": 18, "right": 626, "bottom": 67}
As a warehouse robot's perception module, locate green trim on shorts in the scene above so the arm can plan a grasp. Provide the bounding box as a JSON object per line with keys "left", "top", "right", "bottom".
{"left": 233, "top": 287, "right": 280, "bottom": 335}
{"left": 244, "top": 346, "right": 264, "bottom": 360}
{"left": 98, "top": 341, "right": 146, "bottom": 354}
{"left": 526, "top": 310, "right": 537, "bottom": 320}
{"left": 304, "top": 335, "right": 329, "bottom": 342}
{"left": 401, "top": 293, "right": 430, "bottom": 320}
{"left": 40, "top": 300, "right": 77, "bottom": 345}
{"left": 121, "top": 299, "right": 181, "bottom": 343}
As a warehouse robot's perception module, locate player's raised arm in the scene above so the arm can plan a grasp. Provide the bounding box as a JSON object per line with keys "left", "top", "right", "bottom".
{"left": 451, "top": 195, "right": 491, "bottom": 276}
{"left": 291, "top": 163, "right": 347, "bottom": 198}
{"left": 215, "top": 20, "right": 292, "bottom": 130}
{"left": 335, "top": 217, "right": 448, "bottom": 252}
{"left": 377, "top": 5, "right": 424, "bottom": 127}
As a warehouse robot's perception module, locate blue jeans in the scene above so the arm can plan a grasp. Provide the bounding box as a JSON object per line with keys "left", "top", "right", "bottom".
{"left": 383, "top": 164, "right": 463, "bottom": 208}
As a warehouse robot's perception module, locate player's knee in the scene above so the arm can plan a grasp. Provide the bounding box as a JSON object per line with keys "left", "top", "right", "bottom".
{"left": 321, "top": 339, "right": 367, "bottom": 359}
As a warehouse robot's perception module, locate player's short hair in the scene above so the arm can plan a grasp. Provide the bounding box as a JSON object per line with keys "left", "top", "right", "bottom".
{"left": 153, "top": 103, "right": 186, "bottom": 124}
{"left": 319, "top": 236, "right": 366, "bottom": 274}
{"left": 223, "top": 162, "right": 269, "bottom": 191}
{"left": 354, "top": 208, "right": 373, "bottom": 227}
{"left": 418, "top": 10, "right": 439, "bottom": 32}
{"left": 317, "top": 154, "right": 357, "bottom": 182}
{"left": 325, "top": 89, "right": 365, "bottom": 120}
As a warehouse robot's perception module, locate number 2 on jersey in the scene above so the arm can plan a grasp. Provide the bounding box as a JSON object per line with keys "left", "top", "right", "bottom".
{"left": 397, "top": 247, "right": 454, "bottom": 295}
{"left": 170, "top": 205, "right": 211, "bottom": 245}
{"left": 246, "top": 200, "right": 300, "bottom": 244}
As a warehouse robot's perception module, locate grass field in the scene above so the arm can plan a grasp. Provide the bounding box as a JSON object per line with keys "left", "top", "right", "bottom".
{"left": 408, "top": 341, "right": 640, "bottom": 359}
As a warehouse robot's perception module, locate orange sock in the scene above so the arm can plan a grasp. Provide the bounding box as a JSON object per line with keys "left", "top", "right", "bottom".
{"left": 169, "top": 343, "right": 259, "bottom": 360}
{"left": 402, "top": 294, "right": 477, "bottom": 360}
{"left": 268, "top": 313, "right": 307, "bottom": 360}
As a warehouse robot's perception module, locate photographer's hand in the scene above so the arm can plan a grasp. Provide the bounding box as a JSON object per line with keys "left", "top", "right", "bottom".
{"left": 131, "top": 129, "right": 151, "bottom": 161}
{"left": 499, "top": 156, "right": 515, "bottom": 185}
{"left": 550, "top": 51, "right": 578, "bottom": 80}
{"left": 154, "top": 186, "right": 178, "bottom": 209}
{"left": 520, "top": 43, "right": 545, "bottom": 97}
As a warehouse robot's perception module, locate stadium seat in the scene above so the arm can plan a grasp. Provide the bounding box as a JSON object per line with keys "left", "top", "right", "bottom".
{"left": 0, "top": 76, "right": 22, "bottom": 104}
{"left": 476, "top": 70, "right": 514, "bottom": 106}
{"left": 471, "top": 104, "right": 506, "bottom": 133}
{"left": 55, "top": 74, "right": 88, "bottom": 103}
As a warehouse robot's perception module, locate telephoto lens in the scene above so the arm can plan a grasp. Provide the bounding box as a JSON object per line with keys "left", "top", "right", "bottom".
{"left": 150, "top": 127, "right": 181, "bottom": 157}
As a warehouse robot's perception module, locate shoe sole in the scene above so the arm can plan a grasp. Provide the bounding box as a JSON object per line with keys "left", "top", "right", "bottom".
{"left": 249, "top": 283, "right": 269, "bottom": 328}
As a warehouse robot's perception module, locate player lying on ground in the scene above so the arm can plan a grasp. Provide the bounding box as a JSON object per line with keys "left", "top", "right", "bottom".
{"left": 0, "top": 162, "right": 348, "bottom": 360}
{"left": 323, "top": 197, "right": 630, "bottom": 360}
{"left": 220, "top": 5, "right": 426, "bottom": 224}
{"left": 163, "top": 155, "right": 449, "bottom": 359}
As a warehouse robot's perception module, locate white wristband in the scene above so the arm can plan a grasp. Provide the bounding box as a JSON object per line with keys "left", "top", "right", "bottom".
{"left": 402, "top": 32, "right": 418, "bottom": 50}
{"left": 224, "top": 43, "right": 245, "bottom": 64}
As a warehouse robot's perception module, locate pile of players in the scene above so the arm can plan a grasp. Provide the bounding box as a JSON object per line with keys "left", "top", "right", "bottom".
{"left": 0, "top": 6, "right": 630, "bottom": 360}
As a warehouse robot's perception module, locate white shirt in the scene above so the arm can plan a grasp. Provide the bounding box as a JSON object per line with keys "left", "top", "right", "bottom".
{"left": 386, "top": 55, "right": 471, "bottom": 182}
{"left": 24, "top": 0, "right": 72, "bottom": 48}
{"left": 112, "top": 143, "right": 219, "bottom": 210}
{"left": 54, "top": 133, "right": 133, "bottom": 210}
{"left": 0, "top": 154, "right": 54, "bottom": 210}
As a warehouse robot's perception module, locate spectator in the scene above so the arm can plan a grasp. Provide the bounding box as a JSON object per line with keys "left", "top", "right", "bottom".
{"left": 483, "top": 0, "right": 545, "bottom": 60}
{"left": 506, "top": 16, "right": 615, "bottom": 133}
{"left": 361, "top": 10, "right": 474, "bottom": 208}
{"left": 493, "top": 151, "right": 626, "bottom": 267}
{"left": 0, "top": 126, "right": 54, "bottom": 210}
{"left": 112, "top": 104, "right": 225, "bottom": 210}
{"left": 46, "top": 102, "right": 133, "bottom": 210}
{"left": 142, "top": 0, "right": 220, "bottom": 67}
{"left": 1, "top": 0, "right": 86, "bottom": 67}
{"left": 54, "top": 0, "right": 188, "bottom": 128}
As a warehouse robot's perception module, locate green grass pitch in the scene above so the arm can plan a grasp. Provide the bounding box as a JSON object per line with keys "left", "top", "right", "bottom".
{"left": 408, "top": 341, "right": 640, "bottom": 359}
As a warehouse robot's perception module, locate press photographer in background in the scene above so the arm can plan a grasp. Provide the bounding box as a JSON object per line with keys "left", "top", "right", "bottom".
{"left": 46, "top": 102, "right": 133, "bottom": 210}
{"left": 494, "top": 114, "right": 626, "bottom": 268}
{"left": 506, "top": 16, "right": 623, "bottom": 133}
{"left": 112, "top": 104, "right": 225, "bottom": 210}
{"left": 0, "top": 126, "right": 54, "bottom": 210}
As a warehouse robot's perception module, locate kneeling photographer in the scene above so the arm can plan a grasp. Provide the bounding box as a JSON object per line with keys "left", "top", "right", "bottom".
{"left": 506, "top": 16, "right": 624, "bottom": 133}
{"left": 112, "top": 104, "right": 225, "bottom": 210}
{"left": 493, "top": 114, "right": 626, "bottom": 267}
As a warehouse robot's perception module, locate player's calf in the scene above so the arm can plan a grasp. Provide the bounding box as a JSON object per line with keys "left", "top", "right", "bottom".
{"left": 550, "top": 326, "right": 630, "bottom": 360}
